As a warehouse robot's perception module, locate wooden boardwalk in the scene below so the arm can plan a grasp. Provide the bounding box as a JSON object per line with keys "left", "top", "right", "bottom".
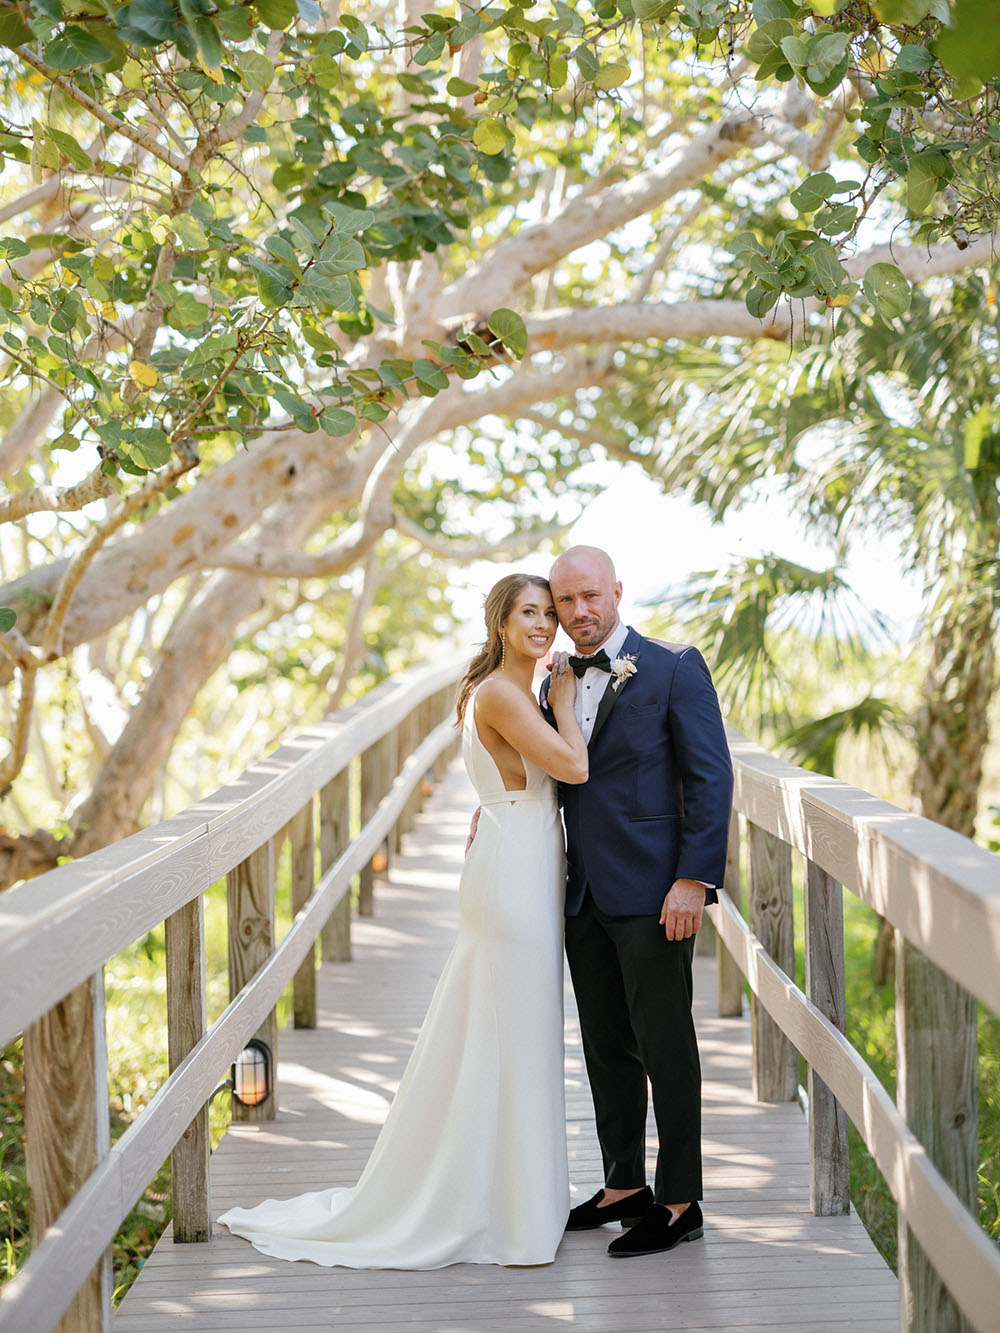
{"left": 116, "top": 763, "right": 898, "bottom": 1333}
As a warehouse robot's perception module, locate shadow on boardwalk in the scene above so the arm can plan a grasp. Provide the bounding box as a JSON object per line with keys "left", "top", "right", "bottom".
{"left": 116, "top": 764, "right": 897, "bottom": 1333}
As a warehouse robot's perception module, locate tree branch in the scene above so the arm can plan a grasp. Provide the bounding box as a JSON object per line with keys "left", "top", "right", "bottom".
{"left": 393, "top": 511, "right": 570, "bottom": 560}
{"left": 15, "top": 46, "right": 187, "bottom": 175}
{"left": 0, "top": 663, "right": 38, "bottom": 798}
{"left": 0, "top": 463, "right": 114, "bottom": 525}
{"left": 216, "top": 31, "right": 284, "bottom": 144}
{"left": 436, "top": 108, "right": 765, "bottom": 322}
{"left": 324, "top": 547, "right": 381, "bottom": 712}
{"left": 41, "top": 451, "right": 199, "bottom": 660}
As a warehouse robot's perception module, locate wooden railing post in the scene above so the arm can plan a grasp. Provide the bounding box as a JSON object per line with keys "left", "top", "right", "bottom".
{"left": 803, "top": 860, "right": 849, "bottom": 1215}
{"left": 165, "top": 899, "right": 210, "bottom": 1241}
{"left": 227, "top": 841, "right": 277, "bottom": 1121}
{"left": 23, "top": 975, "right": 112, "bottom": 1331}
{"left": 717, "top": 809, "right": 744, "bottom": 1017}
{"left": 746, "top": 821, "right": 797, "bottom": 1101}
{"left": 359, "top": 742, "right": 380, "bottom": 916}
{"left": 290, "top": 800, "right": 317, "bottom": 1028}
{"left": 432, "top": 687, "right": 453, "bottom": 782}
{"left": 320, "top": 768, "right": 352, "bottom": 963}
{"left": 896, "top": 939, "right": 978, "bottom": 1332}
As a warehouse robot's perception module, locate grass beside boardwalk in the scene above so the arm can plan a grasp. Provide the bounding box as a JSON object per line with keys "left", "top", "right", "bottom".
{"left": 795, "top": 892, "right": 1000, "bottom": 1271}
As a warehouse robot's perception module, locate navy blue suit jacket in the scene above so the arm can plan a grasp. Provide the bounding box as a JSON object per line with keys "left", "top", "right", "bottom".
{"left": 542, "top": 627, "right": 734, "bottom": 918}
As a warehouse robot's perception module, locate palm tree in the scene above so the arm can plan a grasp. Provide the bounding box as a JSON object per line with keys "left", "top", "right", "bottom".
{"left": 628, "top": 275, "right": 1000, "bottom": 845}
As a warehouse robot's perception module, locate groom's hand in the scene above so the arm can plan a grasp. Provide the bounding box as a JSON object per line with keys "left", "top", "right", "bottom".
{"left": 660, "top": 879, "right": 706, "bottom": 940}
{"left": 465, "top": 806, "right": 481, "bottom": 855}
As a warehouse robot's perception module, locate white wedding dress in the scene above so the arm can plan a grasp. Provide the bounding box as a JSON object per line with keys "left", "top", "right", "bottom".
{"left": 218, "top": 690, "right": 570, "bottom": 1268}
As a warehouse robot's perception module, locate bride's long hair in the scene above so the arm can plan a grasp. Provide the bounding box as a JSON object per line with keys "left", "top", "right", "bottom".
{"left": 455, "top": 573, "right": 552, "bottom": 724}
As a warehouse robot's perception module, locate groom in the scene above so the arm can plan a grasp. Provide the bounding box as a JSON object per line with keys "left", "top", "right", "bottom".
{"left": 543, "top": 546, "right": 733, "bottom": 1258}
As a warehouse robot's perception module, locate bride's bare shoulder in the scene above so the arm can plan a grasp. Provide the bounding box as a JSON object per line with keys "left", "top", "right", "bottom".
{"left": 474, "top": 676, "right": 530, "bottom": 716}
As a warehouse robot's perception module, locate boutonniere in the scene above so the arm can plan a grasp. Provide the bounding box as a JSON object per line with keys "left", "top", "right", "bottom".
{"left": 610, "top": 653, "right": 638, "bottom": 692}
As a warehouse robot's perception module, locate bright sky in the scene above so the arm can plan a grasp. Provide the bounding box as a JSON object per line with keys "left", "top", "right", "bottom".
{"left": 447, "top": 460, "right": 925, "bottom": 653}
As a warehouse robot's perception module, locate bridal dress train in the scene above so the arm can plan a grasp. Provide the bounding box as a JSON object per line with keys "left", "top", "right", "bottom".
{"left": 218, "top": 689, "right": 570, "bottom": 1268}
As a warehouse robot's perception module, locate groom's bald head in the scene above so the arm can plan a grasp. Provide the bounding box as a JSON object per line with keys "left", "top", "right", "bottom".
{"left": 548, "top": 546, "right": 621, "bottom": 650}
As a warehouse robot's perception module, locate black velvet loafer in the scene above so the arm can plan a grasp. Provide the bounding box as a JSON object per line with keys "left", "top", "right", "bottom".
{"left": 566, "top": 1186, "right": 654, "bottom": 1231}
{"left": 607, "top": 1201, "right": 704, "bottom": 1256}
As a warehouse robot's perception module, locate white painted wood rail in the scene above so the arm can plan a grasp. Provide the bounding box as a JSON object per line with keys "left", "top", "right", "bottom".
{"left": 0, "top": 660, "right": 463, "bottom": 1333}
{"left": 712, "top": 726, "right": 1000, "bottom": 1333}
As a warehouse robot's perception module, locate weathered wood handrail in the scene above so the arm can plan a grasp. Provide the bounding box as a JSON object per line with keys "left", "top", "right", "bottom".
{"left": 0, "top": 660, "right": 463, "bottom": 1333}
{"left": 712, "top": 725, "right": 1000, "bottom": 1333}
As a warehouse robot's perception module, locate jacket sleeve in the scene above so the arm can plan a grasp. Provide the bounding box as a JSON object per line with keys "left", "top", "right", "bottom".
{"left": 666, "top": 646, "right": 734, "bottom": 902}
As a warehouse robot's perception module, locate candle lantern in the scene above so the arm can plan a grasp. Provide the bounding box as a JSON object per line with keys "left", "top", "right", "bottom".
{"left": 232, "top": 1038, "right": 271, "bottom": 1107}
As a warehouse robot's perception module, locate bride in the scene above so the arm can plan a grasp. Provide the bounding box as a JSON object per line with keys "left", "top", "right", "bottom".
{"left": 218, "top": 573, "right": 587, "bottom": 1268}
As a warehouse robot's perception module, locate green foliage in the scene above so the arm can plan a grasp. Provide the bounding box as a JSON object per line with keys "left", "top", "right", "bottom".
{"left": 0, "top": 0, "right": 996, "bottom": 502}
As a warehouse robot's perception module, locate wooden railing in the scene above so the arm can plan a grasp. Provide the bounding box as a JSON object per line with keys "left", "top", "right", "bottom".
{"left": 711, "top": 727, "right": 1000, "bottom": 1333}
{"left": 0, "top": 660, "right": 463, "bottom": 1333}
{"left": 3, "top": 668, "right": 1000, "bottom": 1333}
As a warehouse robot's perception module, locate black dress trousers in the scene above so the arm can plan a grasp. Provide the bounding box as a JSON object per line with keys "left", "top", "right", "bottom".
{"left": 564, "top": 890, "right": 702, "bottom": 1204}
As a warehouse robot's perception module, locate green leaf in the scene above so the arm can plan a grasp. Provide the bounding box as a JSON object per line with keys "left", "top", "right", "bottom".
{"left": 413, "top": 358, "right": 449, "bottom": 391}
{"left": 0, "top": 11, "right": 33, "bottom": 47}
{"left": 574, "top": 44, "right": 600, "bottom": 80}
{"left": 115, "top": 0, "right": 179, "bottom": 45}
{"left": 256, "top": 0, "right": 298, "bottom": 29}
{"left": 173, "top": 214, "right": 209, "bottom": 249}
{"left": 805, "top": 30, "right": 850, "bottom": 80}
{"left": 473, "top": 119, "right": 508, "bottom": 155}
{"left": 593, "top": 62, "right": 629, "bottom": 90}
{"left": 862, "top": 262, "right": 912, "bottom": 320}
{"left": 779, "top": 35, "right": 808, "bottom": 67}
{"left": 487, "top": 307, "right": 527, "bottom": 357}
{"left": 43, "top": 24, "right": 113, "bottom": 69}
{"left": 273, "top": 389, "right": 318, "bottom": 431}
{"left": 121, "top": 427, "right": 171, "bottom": 470}
{"left": 906, "top": 154, "right": 945, "bottom": 214}
{"left": 634, "top": 0, "right": 671, "bottom": 19}
{"left": 319, "top": 405, "right": 356, "bottom": 435}
{"left": 238, "top": 48, "right": 274, "bottom": 90}
{"left": 895, "top": 44, "right": 934, "bottom": 72}
{"left": 247, "top": 255, "right": 294, "bottom": 307}
{"left": 413, "top": 30, "right": 446, "bottom": 64}
{"left": 322, "top": 203, "right": 373, "bottom": 237}
{"left": 745, "top": 17, "right": 794, "bottom": 63}
{"left": 300, "top": 268, "right": 353, "bottom": 308}
{"left": 746, "top": 285, "right": 779, "bottom": 317}
{"left": 807, "top": 241, "right": 847, "bottom": 294}
{"left": 315, "top": 236, "right": 365, "bottom": 273}
{"left": 265, "top": 235, "right": 302, "bottom": 270}
{"left": 167, "top": 291, "right": 210, "bottom": 328}
{"left": 0, "top": 608, "right": 17, "bottom": 632}
{"left": 46, "top": 127, "right": 92, "bottom": 171}
{"left": 873, "top": 0, "right": 932, "bottom": 20}
{"left": 546, "top": 55, "right": 568, "bottom": 89}
{"left": 935, "top": 0, "right": 1000, "bottom": 81}
{"left": 447, "top": 76, "right": 479, "bottom": 96}
{"left": 0, "top": 238, "right": 31, "bottom": 260}
{"left": 789, "top": 172, "right": 837, "bottom": 213}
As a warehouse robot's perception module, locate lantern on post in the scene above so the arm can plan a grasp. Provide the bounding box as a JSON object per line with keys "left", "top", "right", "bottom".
{"left": 232, "top": 1039, "right": 271, "bottom": 1107}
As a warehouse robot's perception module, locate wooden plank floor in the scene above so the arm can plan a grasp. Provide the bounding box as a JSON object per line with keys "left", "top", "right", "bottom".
{"left": 116, "top": 763, "right": 898, "bottom": 1332}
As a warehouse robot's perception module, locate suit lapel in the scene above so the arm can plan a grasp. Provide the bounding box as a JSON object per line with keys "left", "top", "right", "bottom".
{"left": 588, "top": 627, "right": 641, "bottom": 749}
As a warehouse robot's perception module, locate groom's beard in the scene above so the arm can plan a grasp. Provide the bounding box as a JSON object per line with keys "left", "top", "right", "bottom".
{"left": 566, "top": 614, "right": 619, "bottom": 650}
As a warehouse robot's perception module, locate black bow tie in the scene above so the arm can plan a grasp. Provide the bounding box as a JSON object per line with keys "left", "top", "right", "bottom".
{"left": 568, "top": 649, "right": 612, "bottom": 677}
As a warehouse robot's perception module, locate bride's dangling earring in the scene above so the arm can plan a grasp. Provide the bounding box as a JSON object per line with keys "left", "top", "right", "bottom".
{"left": 499, "top": 632, "right": 506, "bottom": 670}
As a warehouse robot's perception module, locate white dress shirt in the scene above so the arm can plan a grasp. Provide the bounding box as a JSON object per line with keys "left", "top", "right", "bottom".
{"left": 572, "top": 620, "right": 630, "bottom": 744}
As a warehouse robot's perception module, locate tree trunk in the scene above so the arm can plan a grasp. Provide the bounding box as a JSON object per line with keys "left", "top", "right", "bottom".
{"left": 873, "top": 577, "right": 997, "bottom": 984}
